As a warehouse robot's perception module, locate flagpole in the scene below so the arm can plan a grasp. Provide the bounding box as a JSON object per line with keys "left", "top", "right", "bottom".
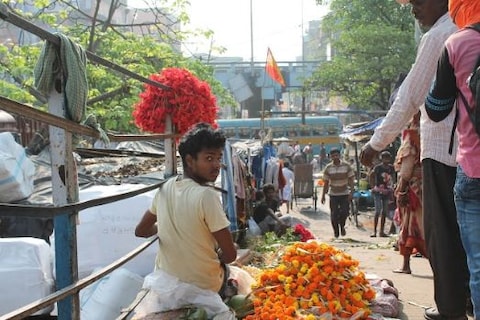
{"left": 261, "top": 50, "right": 267, "bottom": 132}
{"left": 249, "top": 0, "right": 254, "bottom": 78}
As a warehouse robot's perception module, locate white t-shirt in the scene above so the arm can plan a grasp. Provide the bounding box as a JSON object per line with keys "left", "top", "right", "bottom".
{"left": 150, "top": 177, "right": 231, "bottom": 292}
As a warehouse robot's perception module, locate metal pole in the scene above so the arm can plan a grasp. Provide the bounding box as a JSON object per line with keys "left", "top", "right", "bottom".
{"left": 250, "top": 0, "right": 254, "bottom": 77}
{"left": 301, "top": 0, "right": 306, "bottom": 125}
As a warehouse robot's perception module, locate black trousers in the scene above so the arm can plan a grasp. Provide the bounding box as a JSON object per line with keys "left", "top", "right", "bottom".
{"left": 422, "top": 159, "right": 469, "bottom": 316}
{"left": 329, "top": 195, "right": 349, "bottom": 234}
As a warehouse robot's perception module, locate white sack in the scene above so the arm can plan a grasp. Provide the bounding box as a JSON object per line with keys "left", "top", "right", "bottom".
{"left": 0, "top": 132, "right": 35, "bottom": 202}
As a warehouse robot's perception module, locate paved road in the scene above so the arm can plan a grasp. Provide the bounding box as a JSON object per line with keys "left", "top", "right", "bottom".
{"left": 278, "top": 195, "right": 473, "bottom": 320}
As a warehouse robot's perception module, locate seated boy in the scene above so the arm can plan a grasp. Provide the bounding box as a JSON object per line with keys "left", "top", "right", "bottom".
{"left": 252, "top": 186, "right": 289, "bottom": 236}
{"left": 135, "top": 123, "right": 237, "bottom": 297}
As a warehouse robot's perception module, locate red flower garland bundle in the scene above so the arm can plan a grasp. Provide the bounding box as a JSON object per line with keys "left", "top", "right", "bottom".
{"left": 133, "top": 67, "right": 218, "bottom": 135}
{"left": 294, "top": 224, "right": 315, "bottom": 242}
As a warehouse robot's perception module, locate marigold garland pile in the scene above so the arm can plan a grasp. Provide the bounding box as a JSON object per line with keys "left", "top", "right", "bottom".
{"left": 244, "top": 241, "right": 376, "bottom": 320}
{"left": 132, "top": 67, "right": 218, "bottom": 135}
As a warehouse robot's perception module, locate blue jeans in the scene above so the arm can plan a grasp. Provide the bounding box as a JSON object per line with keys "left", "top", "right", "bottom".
{"left": 454, "top": 165, "right": 480, "bottom": 318}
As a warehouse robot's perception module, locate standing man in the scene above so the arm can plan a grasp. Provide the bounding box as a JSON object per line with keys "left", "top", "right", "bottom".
{"left": 303, "top": 142, "right": 314, "bottom": 163}
{"left": 425, "top": 0, "right": 480, "bottom": 317}
{"left": 321, "top": 148, "right": 355, "bottom": 238}
{"left": 320, "top": 142, "right": 327, "bottom": 170}
{"left": 360, "top": 1, "right": 470, "bottom": 319}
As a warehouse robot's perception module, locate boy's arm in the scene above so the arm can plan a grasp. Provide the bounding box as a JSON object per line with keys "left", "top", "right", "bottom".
{"left": 369, "top": 168, "right": 376, "bottom": 188}
{"left": 266, "top": 207, "right": 285, "bottom": 224}
{"left": 135, "top": 210, "right": 157, "bottom": 238}
{"left": 212, "top": 228, "right": 237, "bottom": 264}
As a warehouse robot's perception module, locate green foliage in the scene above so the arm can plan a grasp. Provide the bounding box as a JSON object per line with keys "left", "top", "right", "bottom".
{"left": 0, "top": 0, "right": 235, "bottom": 133}
{"left": 250, "top": 228, "right": 301, "bottom": 253}
{"left": 308, "top": 0, "right": 416, "bottom": 110}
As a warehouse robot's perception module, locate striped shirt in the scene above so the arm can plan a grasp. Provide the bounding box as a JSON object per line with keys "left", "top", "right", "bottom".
{"left": 370, "top": 14, "right": 458, "bottom": 167}
{"left": 323, "top": 161, "right": 355, "bottom": 196}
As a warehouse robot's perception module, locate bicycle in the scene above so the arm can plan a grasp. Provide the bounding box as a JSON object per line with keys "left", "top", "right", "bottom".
{"left": 349, "top": 189, "right": 360, "bottom": 227}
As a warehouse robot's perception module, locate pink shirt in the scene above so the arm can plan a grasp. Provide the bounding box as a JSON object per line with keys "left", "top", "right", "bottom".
{"left": 445, "top": 28, "right": 480, "bottom": 177}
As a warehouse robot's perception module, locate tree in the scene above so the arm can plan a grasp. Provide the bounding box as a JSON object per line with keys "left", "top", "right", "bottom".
{"left": 306, "top": 0, "right": 416, "bottom": 111}
{"left": 0, "top": 0, "right": 235, "bottom": 133}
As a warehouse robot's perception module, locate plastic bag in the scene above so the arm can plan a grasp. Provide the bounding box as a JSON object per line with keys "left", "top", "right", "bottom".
{"left": 142, "top": 269, "right": 234, "bottom": 319}
{"left": 228, "top": 266, "right": 255, "bottom": 295}
{"left": 0, "top": 132, "right": 35, "bottom": 202}
{"left": 369, "top": 278, "right": 400, "bottom": 318}
{"left": 247, "top": 217, "right": 261, "bottom": 236}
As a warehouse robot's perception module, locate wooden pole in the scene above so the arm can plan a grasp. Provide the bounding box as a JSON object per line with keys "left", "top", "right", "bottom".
{"left": 164, "top": 114, "right": 177, "bottom": 178}
{"left": 49, "top": 77, "right": 80, "bottom": 319}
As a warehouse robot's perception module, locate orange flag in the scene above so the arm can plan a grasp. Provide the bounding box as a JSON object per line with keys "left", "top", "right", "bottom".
{"left": 265, "top": 48, "right": 286, "bottom": 87}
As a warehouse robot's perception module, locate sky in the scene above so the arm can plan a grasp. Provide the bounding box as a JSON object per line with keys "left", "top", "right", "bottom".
{"left": 129, "top": 0, "right": 330, "bottom": 62}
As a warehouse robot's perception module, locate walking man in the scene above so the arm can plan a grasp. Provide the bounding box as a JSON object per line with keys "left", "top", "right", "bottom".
{"left": 321, "top": 148, "right": 355, "bottom": 238}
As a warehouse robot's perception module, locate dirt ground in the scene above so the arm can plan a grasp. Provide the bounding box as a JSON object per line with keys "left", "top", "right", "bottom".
{"left": 276, "top": 194, "right": 473, "bottom": 320}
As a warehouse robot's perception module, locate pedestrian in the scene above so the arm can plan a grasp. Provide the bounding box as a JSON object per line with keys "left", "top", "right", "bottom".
{"left": 281, "top": 161, "right": 294, "bottom": 213}
{"left": 292, "top": 149, "right": 305, "bottom": 166}
{"left": 320, "top": 148, "right": 355, "bottom": 238}
{"left": 303, "top": 142, "right": 313, "bottom": 163}
{"left": 369, "top": 151, "right": 396, "bottom": 238}
{"left": 393, "top": 112, "right": 427, "bottom": 274}
{"left": 134, "top": 123, "right": 237, "bottom": 298}
{"left": 425, "top": 0, "right": 480, "bottom": 317}
{"left": 359, "top": 0, "right": 470, "bottom": 318}
{"left": 320, "top": 142, "right": 327, "bottom": 170}
{"left": 277, "top": 140, "right": 293, "bottom": 160}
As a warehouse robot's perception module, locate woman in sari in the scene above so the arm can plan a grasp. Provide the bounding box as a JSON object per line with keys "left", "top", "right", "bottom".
{"left": 393, "top": 112, "right": 427, "bottom": 274}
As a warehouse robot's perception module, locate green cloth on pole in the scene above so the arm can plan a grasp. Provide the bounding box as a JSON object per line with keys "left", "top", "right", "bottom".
{"left": 34, "top": 32, "right": 88, "bottom": 123}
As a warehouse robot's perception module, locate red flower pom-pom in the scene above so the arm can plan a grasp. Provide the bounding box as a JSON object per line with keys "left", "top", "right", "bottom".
{"left": 133, "top": 67, "right": 218, "bottom": 135}
{"left": 294, "top": 224, "right": 315, "bottom": 242}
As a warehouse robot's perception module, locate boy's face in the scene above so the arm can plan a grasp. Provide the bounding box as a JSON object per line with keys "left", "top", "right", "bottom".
{"left": 381, "top": 156, "right": 391, "bottom": 164}
{"left": 264, "top": 188, "right": 277, "bottom": 201}
{"left": 185, "top": 147, "right": 223, "bottom": 184}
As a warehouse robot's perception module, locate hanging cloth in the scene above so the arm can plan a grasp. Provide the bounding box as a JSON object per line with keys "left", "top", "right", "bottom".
{"left": 34, "top": 33, "right": 88, "bottom": 123}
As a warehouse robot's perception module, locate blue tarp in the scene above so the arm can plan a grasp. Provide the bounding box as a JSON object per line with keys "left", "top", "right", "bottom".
{"left": 340, "top": 117, "right": 384, "bottom": 142}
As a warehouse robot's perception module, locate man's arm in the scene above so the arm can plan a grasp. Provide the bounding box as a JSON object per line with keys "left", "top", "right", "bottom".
{"left": 135, "top": 210, "right": 157, "bottom": 238}
{"left": 212, "top": 228, "right": 237, "bottom": 264}
{"left": 425, "top": 47, "right": 457, "bottom": 122}
{"left": 361, "top": 32, "right": 448, "bottom": 166}
{"left": 321, "top": 179, "right": 330, "bottom": 204}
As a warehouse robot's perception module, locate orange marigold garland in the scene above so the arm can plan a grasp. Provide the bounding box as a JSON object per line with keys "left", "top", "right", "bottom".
{"left": 245, "top": 241, "right": 376, "bottom": 320}
{"left": 132, "top": 67, "right": 218, "bottom": 135}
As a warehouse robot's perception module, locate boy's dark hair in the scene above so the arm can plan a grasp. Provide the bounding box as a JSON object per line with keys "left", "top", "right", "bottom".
{"left": 380, "top": 151, "right": 392, "bottom": 159}
{"left": 262, "top": 183, "right": 275, "bottom": 194}
{"left": 255, "top": 190, "right": 265, "bottom": 201}
{"left": 178, "top": 123, "right": 226, "bottom": 166}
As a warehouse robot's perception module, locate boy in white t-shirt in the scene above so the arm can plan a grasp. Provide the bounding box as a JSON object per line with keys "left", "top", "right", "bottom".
{"left": 135, "top": 123, "right": 237, "bottom": 295}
